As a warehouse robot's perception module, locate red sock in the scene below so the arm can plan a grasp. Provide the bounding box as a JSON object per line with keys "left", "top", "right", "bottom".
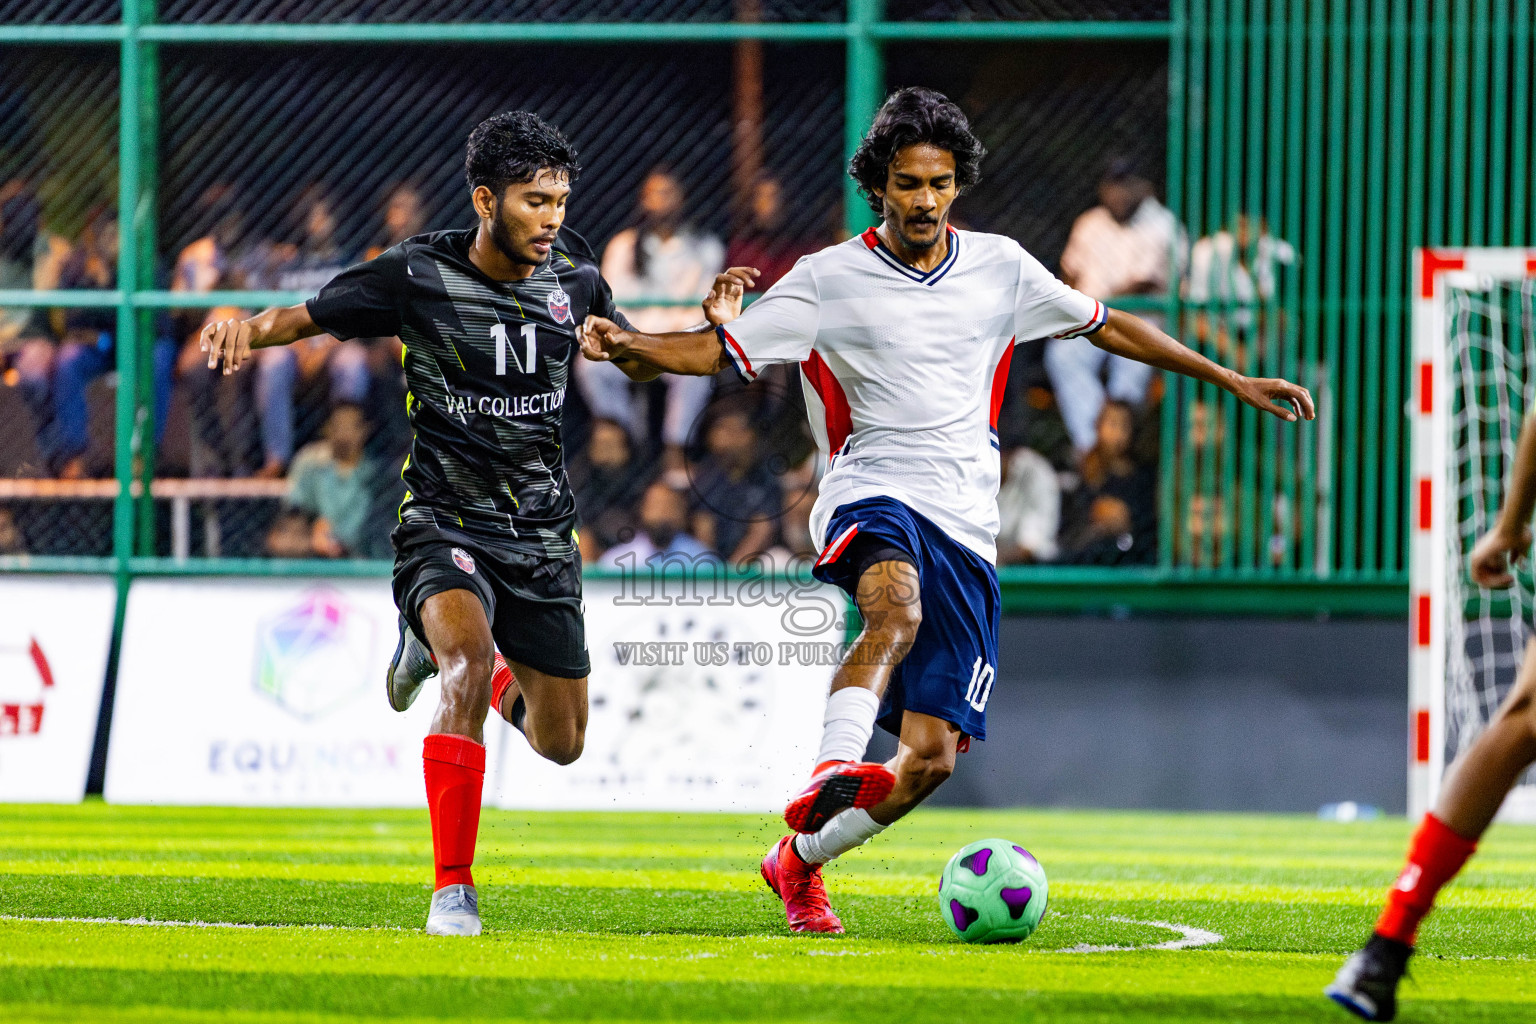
{"left": 423, "top": 733, "right": 485, "bottom": 891}
{"left": 1375, "top": 812, "right": 1478, "bottom": 945}
{"left": 491, "top": 655, "right": 516, "bottom": 718}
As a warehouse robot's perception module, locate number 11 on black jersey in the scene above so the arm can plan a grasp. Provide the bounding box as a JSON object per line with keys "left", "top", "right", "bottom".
{"left": 492, "top": 322, "right": 537, "bottom": 375}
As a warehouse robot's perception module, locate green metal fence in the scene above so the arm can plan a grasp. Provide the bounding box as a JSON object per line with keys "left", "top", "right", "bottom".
{"left": 1157, "top": 0, "right": 1534, "bottom": 616}
{"left": 1, "top": 1, "right": 1528, "bottom": 617}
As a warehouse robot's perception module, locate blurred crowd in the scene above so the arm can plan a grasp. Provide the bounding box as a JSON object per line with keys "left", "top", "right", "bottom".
{"left": 0, "top": 157, "right": 1296, "bottom": 566}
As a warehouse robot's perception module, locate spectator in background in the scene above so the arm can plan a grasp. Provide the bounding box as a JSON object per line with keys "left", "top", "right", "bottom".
{"left": 1185, "top": 212, "right": 1297, "bottom": 363}
{"left": 174, "top": 184, "right": 276, "bottom": 476}
{"left": 180, "top": 289, "right": 264, "bottom": 477}
{"left": 0, "top": 507, "right": 25, "bottom": 554}
{"left": 590, "top": 167, "right": 724, "bottom": 475}
{"left": 1060, "top": 401, "right": 1156, "bottom": 564}
{"left": 285, "top": 402, "right": 388, "bottom": 558}
{"left": 996, "top": 447, "right": 1061, "bottom": 564}
{"left": 48, "top": 211, "right": 175, "bottom": 478}
{"left": 1182, "top": 491, "right": 1228, "bottom": 568}
{"left": 2, "top": 180, "right": 63, "bottom": 472}
{"left": 271, "top": 184, "right": 351, "bottom": 294}
{"left": 0, "top": 182, "right": 47, "bottom": 357}
{"left": 358, "top": 183, "right": 424, "bottom": 459}
{"left": 763, "top": 456, "right": 821, "bottom": 568}
{"left": 1047, "top": 158, "right": 1184, "bottom": 456}
{"left": 598, "top": 480, "right": 712, "bottom": 568}
{"left": 235, "top": 185, "right": 365, "bottom": 478}
{"left": 725, "top": 174, "right": 828, "bottom": 437}
{"left": 1171, "top": 397, "right": 1233, "bottom": 569}
{"left": 171, "top": 183, "right": 277, "bottom": 296}
{"left": 689, "top": 406, "right": 781, "bottom": 566}
{"left": 727, "top": 173, "right": 820, "bottom": 290}
{"left": 365, "top": 182, "right": 426, "bottom": 261}
{"left": 264, "top": 507, "right": 314, "bottom": 559}
{"left": 569, "top": 417, "right": 649, "bottom": 563}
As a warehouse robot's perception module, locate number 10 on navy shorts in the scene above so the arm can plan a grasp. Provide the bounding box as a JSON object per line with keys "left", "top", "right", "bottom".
{"left": 810, "top": 495, "right": 1001, "bottom": 742}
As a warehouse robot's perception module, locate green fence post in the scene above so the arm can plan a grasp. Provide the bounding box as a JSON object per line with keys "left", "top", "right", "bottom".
{"left": 1514, "top": 0, "right": 1531, "bottom": 245}
{"left": 97, "top": 0, "right": 146, "bottom": 790}
{"left": 134, "top": 0, "right": 160, "bottom": 557}
{"left": 1341, "top": 0, "right": 1367, "bottom": 577}
{"left": 844, "top": 0, "right": 883, "bottom": 238}
{"left": 1177, "top": 0, "right": 1208, "bottom": 572}
{"left": 1379, "top": 0, "right": 1405, "bottom": 577}
{"left": 1159, "top": 0, "right": 1187, "bottom": 571}
{"left": 114, "top": 1, "right": 142, "bottom": 577}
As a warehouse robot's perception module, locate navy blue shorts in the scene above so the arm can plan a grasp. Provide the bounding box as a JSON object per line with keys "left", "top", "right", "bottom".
{"left": 812, "top": 496, "right": 1001, "bottom": 741}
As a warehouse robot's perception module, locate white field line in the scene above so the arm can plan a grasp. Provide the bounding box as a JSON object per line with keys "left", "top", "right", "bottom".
{"left": 3, "top": 913, "right": 1529, "bottom": 962}
{"left": 0, "top": 914, "right": 391, "bottom": 931}
{"left": 1059, "top": 915, "right": 1224, "bottom": 953}
{"left": 1, "top": 912, "right": 1223, "bottom": 953}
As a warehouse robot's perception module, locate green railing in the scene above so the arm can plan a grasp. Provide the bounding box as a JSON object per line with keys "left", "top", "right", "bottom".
{"left": 7, "top": 1, "right": 1526, "bottom": 618}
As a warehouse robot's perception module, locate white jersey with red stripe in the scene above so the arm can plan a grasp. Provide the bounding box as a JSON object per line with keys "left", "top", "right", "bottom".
{"left": 717, "top": 225, "right": 1107, "bottom": 564}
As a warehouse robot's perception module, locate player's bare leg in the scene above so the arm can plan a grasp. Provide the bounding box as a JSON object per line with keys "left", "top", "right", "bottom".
{"left": 765, "top": 710, "right": 959, "bottom": 934}
{"left": 782, "top": 559, "right": 918, "bottom": 834}
{"left": 423, "top": 590, "right": 496, "bottom": 740}
{"left": 1329, "top": 640, "right": 1536, "bottom": 1020}
{"left": 1332, "top": 465, "right": 1536, "bottom": 1022}
{"left": 499, "top": 658, "right": 588, "bottom": 766}
{"left": 869, "top": 711, "right": 961, "bottom": 824}
{"left": 416, "top": 588, "right": 496, "bottom": 936}
{"left": 1434, "top": 638, "right": 1536, "bottom": 836}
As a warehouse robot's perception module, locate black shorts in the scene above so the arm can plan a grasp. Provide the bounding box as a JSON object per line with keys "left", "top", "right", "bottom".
{"left": 391, "top": 520, "right": 590, "bottom": 679}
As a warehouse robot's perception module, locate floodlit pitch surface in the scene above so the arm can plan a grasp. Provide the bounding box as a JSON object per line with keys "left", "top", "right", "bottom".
{"left": 0, "top": 806, "right": 1532, "bottom": 1022}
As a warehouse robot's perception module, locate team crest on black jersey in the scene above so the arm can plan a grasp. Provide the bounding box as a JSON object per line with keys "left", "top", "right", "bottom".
{"left": 452, "top": 547, "right": 476, "bottom": 574}
{"left": 547, "top": 285, "right": 572, "bottom": 324}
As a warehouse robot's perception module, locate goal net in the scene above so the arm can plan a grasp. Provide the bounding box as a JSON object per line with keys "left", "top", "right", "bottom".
{"left": 1412, "top": 247, "right": 1536, "bottom": 822}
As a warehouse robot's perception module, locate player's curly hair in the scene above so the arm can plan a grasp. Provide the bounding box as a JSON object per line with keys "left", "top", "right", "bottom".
{"left": 465, "top": 111, "right": 581, "bottom": 196}
{"left": 848, "top": 87, "right": 985, "bottom": 216}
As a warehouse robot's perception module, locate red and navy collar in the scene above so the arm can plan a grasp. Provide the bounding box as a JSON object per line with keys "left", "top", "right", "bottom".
{"left": 861, "top": 225, "right": 960, "bottom": 286}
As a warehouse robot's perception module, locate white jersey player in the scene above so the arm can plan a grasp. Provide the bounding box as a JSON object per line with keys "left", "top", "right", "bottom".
{"left": 579, "top": 87, "right": 1315, "bottom": 934}
{"left": 720, "top": 220, "right": 1107, "bottom": 567}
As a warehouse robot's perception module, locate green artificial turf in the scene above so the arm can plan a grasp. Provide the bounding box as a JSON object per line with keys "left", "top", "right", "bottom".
{"left": 0, "top": 804, "right": 1532, "bottom": 1022}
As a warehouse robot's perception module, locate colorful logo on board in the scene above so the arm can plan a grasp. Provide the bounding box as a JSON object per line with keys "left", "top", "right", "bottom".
{"left": 252, "top": 589, "right": 377, "bottom": 721}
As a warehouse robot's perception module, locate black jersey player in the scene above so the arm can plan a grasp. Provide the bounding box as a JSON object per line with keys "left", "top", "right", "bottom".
{"left": 200, "top": 111, "right": 746, "bottom": 936}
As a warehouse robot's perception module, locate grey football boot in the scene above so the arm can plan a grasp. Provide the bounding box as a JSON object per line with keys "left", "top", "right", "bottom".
{"left": 386, "top": 616, "right": 437, "bottom": 712}
{"left": 1325, "top": 933, "right": 1412, "bottom": 1021}
{"left": 425, "top": 883, "right": 481, "bottom": 936}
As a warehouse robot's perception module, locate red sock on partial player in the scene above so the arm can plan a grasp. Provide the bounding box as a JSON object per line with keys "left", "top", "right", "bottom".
{"left": 423, "top": 733, "right": 485, "bottom": 891}
{"left": 1375, "top": 812, "right": 1478, "bottom": 945}
{"left": 491, "top": 655, "right": 516, "bottom": 718}
{"left": 491, "top": 655, "right": 527, "bottom": 733}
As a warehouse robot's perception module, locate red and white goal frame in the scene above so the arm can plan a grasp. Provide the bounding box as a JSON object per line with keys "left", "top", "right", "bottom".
{"left": 1410, "top": 246, "right": 1536, "bottom": 821}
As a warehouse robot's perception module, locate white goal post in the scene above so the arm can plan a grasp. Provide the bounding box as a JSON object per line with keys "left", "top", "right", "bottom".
{"left": 1411, "top": 246, "right": 1536, "bottom": 823}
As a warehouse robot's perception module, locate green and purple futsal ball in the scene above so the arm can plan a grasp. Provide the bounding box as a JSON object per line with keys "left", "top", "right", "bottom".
{"left": 938, "top": 838, "right": 1049, "bottom": 943}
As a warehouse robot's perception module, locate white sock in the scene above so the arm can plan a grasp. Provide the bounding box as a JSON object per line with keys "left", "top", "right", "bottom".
{"left": 794, "top": 808, "right": 887, "bottom": 865}
{"left": 815, "top": 687, "right": 881, "bottom": 767}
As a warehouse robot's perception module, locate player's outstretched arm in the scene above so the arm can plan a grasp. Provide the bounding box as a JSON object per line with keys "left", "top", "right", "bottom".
{"left": 1470, "top": 411, "right": 1536, "bottom": 588}
{"left": 579, "top": 315, "right": 734, "bottom": 378}
{"left": 587, "top": 268, "right": 758, "bottom": 382}
{"left": 200, "top": 304, "right": 326, "bottom": 375}
{"left": 1089, "top": 307, "right": 1316, "bottom": 423}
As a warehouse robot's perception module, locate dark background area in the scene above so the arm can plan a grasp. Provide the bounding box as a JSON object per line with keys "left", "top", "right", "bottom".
{"left": 872, "top": 615, "right": 1409, "bottom": 813}
{"left": 0, "top": 0, "right": 1170, "bottom": 25}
